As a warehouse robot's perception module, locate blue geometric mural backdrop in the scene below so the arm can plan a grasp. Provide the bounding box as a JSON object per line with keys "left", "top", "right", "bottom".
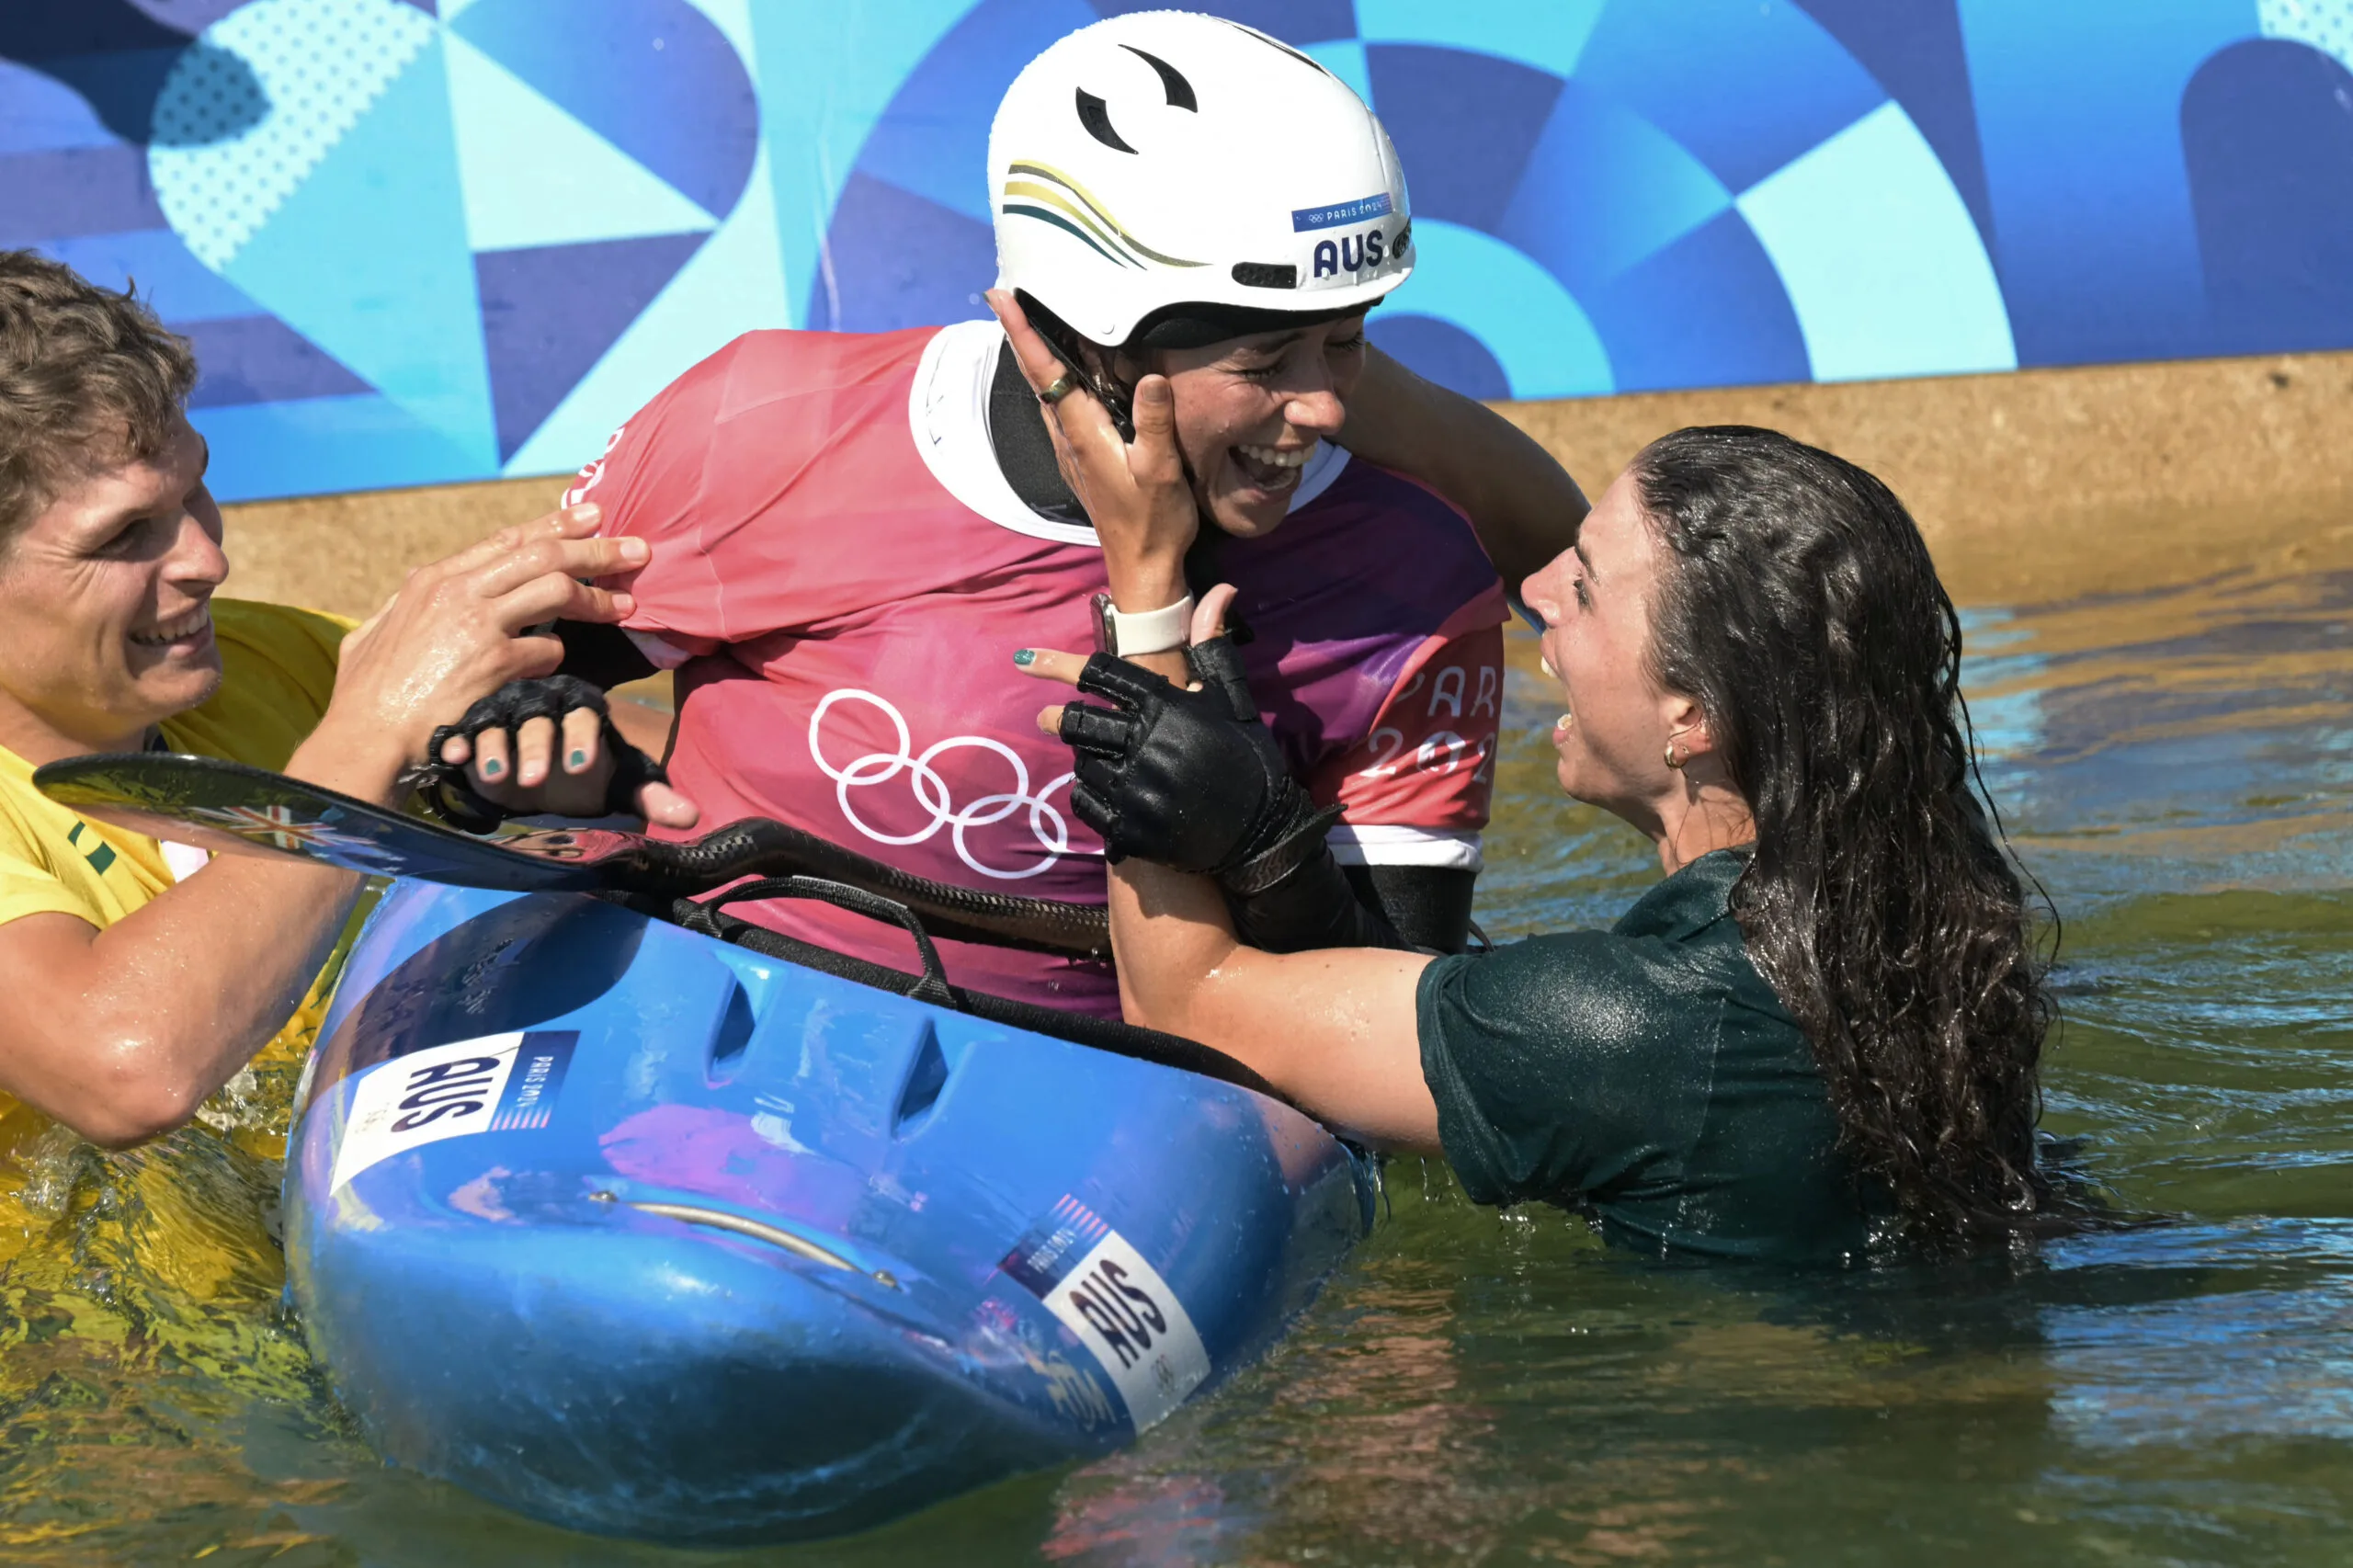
{"left": 5, "top": 0, "right": 2352, "bottom": 502}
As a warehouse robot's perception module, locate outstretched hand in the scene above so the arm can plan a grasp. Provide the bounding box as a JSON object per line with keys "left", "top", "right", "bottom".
{"left": 984, "top": 289, "right": 1199, "bottom": 611}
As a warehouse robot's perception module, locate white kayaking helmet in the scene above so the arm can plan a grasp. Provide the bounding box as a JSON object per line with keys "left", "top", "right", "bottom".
{"left": 987, "top": 10, "right": 1414, "bottom": 350}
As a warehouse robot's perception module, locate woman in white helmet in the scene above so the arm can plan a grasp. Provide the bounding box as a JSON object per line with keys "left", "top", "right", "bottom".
{"left": 440, "top": 11, "right": 1586, "bottom": 1017}
{"left": 986, "top": 12, "right": 1412, "bottom": 508}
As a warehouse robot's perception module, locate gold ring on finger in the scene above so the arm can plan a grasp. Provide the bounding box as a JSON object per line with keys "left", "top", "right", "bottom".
{"left": 1037, "top": 372, "right": 1079, "bottom": 406}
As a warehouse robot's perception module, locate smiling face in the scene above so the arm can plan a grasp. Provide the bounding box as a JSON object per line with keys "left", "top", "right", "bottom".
{"left": 1135, "top": 313, "right": 1368, "bottom": 539}
{"left": 1518, "top": 471, "right": 1690, "bottom": 831}
{"left": 0, "top": 418, "right": 229, "bottom": 761}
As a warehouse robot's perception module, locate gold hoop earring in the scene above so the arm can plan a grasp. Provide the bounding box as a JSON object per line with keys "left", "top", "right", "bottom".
{"left": 1665, "top": 742, "right": 1684, "bottom": 770}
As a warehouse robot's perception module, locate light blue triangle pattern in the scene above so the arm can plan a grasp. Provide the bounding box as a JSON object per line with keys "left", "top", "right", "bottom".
{"left": 446, "top": 30, "right": 717, "bottom": 253}
{"left": 504, "top": 141, "right": 792, "bottom": 474}
{"left": 151, "top": 0, "right": 438, "bottom": 270}
{"left": 224, "top": 33, "right": 497, "bottom": 466}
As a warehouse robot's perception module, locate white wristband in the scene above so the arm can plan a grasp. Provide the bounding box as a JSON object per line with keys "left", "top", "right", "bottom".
{"left": 1094, "top": 593, "right": 1195, "bottom": 656}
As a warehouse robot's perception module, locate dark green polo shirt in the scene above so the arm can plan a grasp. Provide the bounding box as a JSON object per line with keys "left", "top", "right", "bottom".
{"left": 1415, "top": 848, "right": 1881, "bottom": 1262}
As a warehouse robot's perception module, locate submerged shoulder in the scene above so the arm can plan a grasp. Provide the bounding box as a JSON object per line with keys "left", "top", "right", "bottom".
{"left": 1417, "top": 907, "right": 1805, "bottom": 1095}
{"left": 1415, "top": 917, "right": 1832, "bottom": 1217}
{"left": 1415, "top": 927, "right": 1723, "bottom": 1211}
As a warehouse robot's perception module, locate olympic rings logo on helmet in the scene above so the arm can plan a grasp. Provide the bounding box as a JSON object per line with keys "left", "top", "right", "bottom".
{"left": 809, "top": 688, "right": 1082, "bottom": 881}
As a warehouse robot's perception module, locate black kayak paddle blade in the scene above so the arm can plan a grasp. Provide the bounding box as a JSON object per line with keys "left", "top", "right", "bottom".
{"left": 32, "top": 752, "right": 1111, "bottom": 957}
{"left": 34, "top": 752, "right": 619, "bottom": 892}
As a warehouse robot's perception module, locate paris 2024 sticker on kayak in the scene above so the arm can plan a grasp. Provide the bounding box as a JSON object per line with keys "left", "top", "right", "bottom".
{"left": 331, "top": 1032, "right": 577, "bottom": 1192}
{"left": 1000, "top": 1194, "right": 1210, "bottom": 1432}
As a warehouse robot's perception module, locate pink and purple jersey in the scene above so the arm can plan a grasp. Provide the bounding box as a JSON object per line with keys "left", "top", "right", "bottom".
{"left": 568, "top": 321, "right": 1506, "bottom": 1017}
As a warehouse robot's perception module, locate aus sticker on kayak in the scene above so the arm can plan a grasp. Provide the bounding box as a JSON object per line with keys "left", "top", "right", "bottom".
{"left": 1001, "top": 1195, "right": 1209, "bottom": 1432}
{"left": 330, "top": 1031, "right": 576, "bottom": 1191}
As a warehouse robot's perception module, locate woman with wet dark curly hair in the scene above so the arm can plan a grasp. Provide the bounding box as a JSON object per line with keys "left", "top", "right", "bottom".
{"left": 1627, "top": 430, "right": 2052, "bottom": 1242}
{"left": 1003, "top": 290, "right": 2052, "bottom": 1259}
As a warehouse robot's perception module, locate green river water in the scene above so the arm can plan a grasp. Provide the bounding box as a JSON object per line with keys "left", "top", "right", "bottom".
{"left": 6, "top": 566, "right": 2352, "bottom": 1566}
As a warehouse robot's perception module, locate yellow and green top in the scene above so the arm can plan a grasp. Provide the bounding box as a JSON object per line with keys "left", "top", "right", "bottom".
{"left": 0, "top": 598, "right": 351, "bottom": 934}
{"left": 0, "top": 599, "right": 361, "bottom": 1257}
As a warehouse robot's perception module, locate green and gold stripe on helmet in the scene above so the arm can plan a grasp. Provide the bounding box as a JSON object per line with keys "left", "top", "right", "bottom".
{"left": 1002, "top": 160, "right": 1207, "bottom": 269}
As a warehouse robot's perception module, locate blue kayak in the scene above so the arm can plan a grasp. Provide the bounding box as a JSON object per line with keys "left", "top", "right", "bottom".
{"left": 286, "top": 878, "right": 1373, "bottom": 1544}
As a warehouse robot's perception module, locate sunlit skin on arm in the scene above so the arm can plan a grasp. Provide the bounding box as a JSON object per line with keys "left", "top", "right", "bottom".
{"left": 1017, "top": 589, "right": 1438, "bottom": 1149}
{"left": 0, "top": 423, "right": 647, "bottom": 1146}
{"left": 1109, "top": 853, "right": 1440, "bottom": 1150}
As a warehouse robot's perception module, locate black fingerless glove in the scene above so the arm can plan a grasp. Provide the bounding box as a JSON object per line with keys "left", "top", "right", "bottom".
{"left": 404, "top": 674, "right": 666, "bottom": 832}
{"left": 1056, "top": 641, "right": 1410, "bottom": 953}
{"left": 1059, "top": 638, "right": 1336, "bottom": 892}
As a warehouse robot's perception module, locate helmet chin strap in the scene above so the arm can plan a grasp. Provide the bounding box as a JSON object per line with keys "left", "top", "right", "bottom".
{"left": 986, "top": 346, "right": 1089, "bottom": 526}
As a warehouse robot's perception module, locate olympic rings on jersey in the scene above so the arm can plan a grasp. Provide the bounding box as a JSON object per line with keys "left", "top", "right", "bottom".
{"left": 808, "top": 688, "right": 1081, "bottom": 881}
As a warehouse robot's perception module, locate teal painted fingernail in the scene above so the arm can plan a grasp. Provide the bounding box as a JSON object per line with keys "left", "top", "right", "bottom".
{"left": 1012, "top": 649, "right": 1035, "bottom": 666}
{"left": 569, "top": 748, "right": 587, "bottom": 767}
{"left": 481, "top": 758, "right": 503, "bottom": 778}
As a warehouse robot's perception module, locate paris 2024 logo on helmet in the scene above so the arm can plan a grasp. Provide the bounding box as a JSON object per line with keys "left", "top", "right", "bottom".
{"left": 986, "top": 10, "right": 1415, "bottom": 347}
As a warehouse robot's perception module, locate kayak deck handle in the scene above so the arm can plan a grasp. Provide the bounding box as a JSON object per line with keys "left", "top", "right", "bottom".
{"left": 686, "top": 877, "right": 956, "bottom": 1006}
{"left": 626, "top": 1199, "right": 895, "bottom": 1285}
